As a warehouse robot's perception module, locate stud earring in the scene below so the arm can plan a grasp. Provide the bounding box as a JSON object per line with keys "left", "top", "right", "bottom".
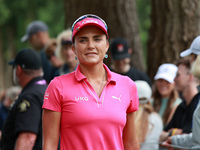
{"left": 105, "top": 54, "right": 108, "bottom": 58}
{"left": 75, "top": 56, "right": 77, "bottom": 60}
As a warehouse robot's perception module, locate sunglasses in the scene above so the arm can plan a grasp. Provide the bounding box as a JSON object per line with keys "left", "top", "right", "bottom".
{"left": 61, "top": 39, "right": 72, "bottom": 45}
{"left": 71, "top": 14, "right": 108, "bottom": 33}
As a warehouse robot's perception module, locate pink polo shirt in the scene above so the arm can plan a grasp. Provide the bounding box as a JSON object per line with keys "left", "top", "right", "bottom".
{"left": 43, "top": 64, "right": 139, "bottom": 150}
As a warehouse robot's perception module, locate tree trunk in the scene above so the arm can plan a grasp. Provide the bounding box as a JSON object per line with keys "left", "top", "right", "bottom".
{"left": 147, "top": 0, "right": 200, "bottom": 80}
{"left": 0, "top": 25, "right": 16, "bottom": 90}
{"left": 0, "top": 29, "right": 5, "bottom": 91}
{"left": 63, "top": 0, "right": 145, "bottom": 71}
{"left": 6, "top": 25, "right": 16, "bottom": 88}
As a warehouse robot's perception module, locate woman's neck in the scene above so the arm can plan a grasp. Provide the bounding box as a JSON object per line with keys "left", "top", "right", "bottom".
{"left": 79, "top": 62, "right": 105, "bottom": 81}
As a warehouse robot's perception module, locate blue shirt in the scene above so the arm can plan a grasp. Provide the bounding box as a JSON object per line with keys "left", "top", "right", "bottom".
{"left": 0, "top": 103, "right": 9, "bottom": 130}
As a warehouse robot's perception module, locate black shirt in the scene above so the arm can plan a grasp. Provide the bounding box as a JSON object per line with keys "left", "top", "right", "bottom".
{"left": 40, "top": 49, "right": 58, "bottom": 83}
{"left": 121, "top": 66, "right": 152, "bottom": 86}
{"left": 164, "top": 92, "right": 200, "bottom": 133}
{"left": 1, "top": 77, "right": 47, "bottom": 150}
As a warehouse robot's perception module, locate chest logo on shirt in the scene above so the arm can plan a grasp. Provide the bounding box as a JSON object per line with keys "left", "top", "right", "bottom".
{"left": 75, "top": 96, "right": 89, "bottom": 101}
{"left": 18, "top": 100, "right": 30, "bottom": 112}
{"left": 112, "top": 95, "right": 121, "bottom": 102}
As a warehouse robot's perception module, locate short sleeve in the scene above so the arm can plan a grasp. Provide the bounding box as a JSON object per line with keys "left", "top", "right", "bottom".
{"left": 15, "top": 96, "right": 41, "bottom": 134}
{"left": 126, "top": 79, "right": 139, "bottom": 113}
{"left": 42, "top": 77, "right": 63, "bottom": 112}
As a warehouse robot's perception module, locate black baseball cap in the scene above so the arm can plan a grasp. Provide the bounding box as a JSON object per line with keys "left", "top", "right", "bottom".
{"left": 8, "top": 48, "right": 41, "bottom": 69}
{"left": 21, "top": 20, "right": 48, "bottom": 42}
{"left": 110, "top": 38, "right": 130, "bottom": 60}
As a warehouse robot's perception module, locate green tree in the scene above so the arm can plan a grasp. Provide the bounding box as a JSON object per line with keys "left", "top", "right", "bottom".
{"left": 0, "top": 0, "right": 65, "bottom": 91}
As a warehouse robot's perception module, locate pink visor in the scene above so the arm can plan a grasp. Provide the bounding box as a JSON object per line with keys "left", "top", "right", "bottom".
{"left": 71, "top": 17, "right": 108, "bottom": 41}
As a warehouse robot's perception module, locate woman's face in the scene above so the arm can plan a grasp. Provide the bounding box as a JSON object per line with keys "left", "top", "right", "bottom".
{"left": 156, "top": 79, "right": 175, "bottom": 98}
{"left": 61, "top": 44, "right": 76, "bottom": 64}
{"left": 72, "top": 26, "right": 109, "bottom": 65}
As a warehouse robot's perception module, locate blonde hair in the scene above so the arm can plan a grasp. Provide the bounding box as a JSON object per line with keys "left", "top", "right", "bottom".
{"left": 135, "top": 101, "right": 154, "bottom": 143}
{"left": 191, "top": 55, "right": 200, "bottom": 79}
{"left": 55, "top": 29, "right": 72, "bottom": 61}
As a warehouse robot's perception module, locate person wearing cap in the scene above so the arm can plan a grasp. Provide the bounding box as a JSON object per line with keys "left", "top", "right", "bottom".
{"left": 109, "top": 37, "right": 152, "bottom": 86}
{"left": 54, "top": 29, "right": 79, "bottom": 76}
{"left": 42, "top": 14, "right": 140, "bottom": 150}
{"left": 152, "top": 63, "right": 182, "bottom": 125}
{"left": 159, "top": 58, "right": 199, "bottom": 143}
{"left": 135, "top": 80, "right": 163, "bottom": 150}
{"left": 1, "top": 48, "right": 48, "bottom": 150}
{"left": 21, "top": 20, "right": 58, "bottom": 83}
{"left": 162, "top": 36, "right": 200, "bottom": 149}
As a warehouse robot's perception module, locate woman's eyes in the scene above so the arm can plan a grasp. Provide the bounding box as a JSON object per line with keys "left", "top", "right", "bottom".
{"left": 78, "top": 37, "right": 102, "bottom": 43}
{"left": 79, "top": 39, "right": 86, "bottom": 43}
{"left": 95, "top": 38, "right": 102, "bottom": 41}
{"left": 78, "top": 38, "right": 87, "bottom": 43}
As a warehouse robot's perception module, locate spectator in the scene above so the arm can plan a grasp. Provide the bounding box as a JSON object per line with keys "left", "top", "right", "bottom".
{"left": 44, "top": 38, "right": 63, "bottom": 69}
{"left": 1, "top": 48, "right": 47, "bottom": 150}
{"left": 54, "top": 29, "right": 78, "bottom": 76}
{"left": 159, "top": 58, "right": 199, "bottom": 142}
{"left": 21, "top": 20, "right": 57, "bottom": 83}
{"left": 135, "top": 80, "right": 163, "bottom": 150}
{"left": 109, "top": 37, "right": 152, "bottom": 86}
{"left": 152, "top": 63, "right": 182, "bottom": 125}
{"left": 0, "top": 86, "right": 21, "bottom": 147}
{"left": 0, "top": 86, "right": 22, "bottom": 130}
{"left": 162, "top": 35, "right": 200, "bottom": 149}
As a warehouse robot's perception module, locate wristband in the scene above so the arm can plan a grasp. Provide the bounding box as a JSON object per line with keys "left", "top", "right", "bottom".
{"left": 172, "top": 128, "right": 177, "bottom": 136}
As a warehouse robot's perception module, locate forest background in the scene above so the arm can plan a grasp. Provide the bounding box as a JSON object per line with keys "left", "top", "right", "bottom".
{"left": 0, "top": 0, "right": 200, "bottom": 91}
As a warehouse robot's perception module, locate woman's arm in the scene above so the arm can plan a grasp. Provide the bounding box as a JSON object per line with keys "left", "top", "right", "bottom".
{"left": 123, "top": 112, "right": 140, "bottom": 150}
{"left": 42, "top": 109, "right": 61, "bottom": 150}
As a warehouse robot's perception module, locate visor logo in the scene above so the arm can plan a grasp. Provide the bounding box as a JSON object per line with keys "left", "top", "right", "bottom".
{"left": 82, "top": 20, "right": 98, "bottom": 25}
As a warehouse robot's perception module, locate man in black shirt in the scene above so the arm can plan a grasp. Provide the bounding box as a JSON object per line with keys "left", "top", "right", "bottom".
{"left": 159, "top": 58, "right": 199, "bottom": 142}
{"left": 109, "top": 37, "right": 152, "bottom": 86}
{"left": 1, "top": 48, "right": 47, "bottom": 150}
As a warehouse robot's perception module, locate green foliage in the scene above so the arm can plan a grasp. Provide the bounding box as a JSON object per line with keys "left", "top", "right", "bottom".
{"left": 136, "top": 0, "right": 151, "bottom": 64}
{"left": 37, "top": 0, "right": 65, "bottom": 37}
{"left": 0, "top": 0, "right": 151, "bottom": 65}
{"left": 0, "top": 0, "right": 11, "bottom": 25}
{"left": 0, "top": 0, "right": 65, "bottom": 54}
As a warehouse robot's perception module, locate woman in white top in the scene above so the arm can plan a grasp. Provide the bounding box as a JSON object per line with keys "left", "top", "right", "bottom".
{"left": 135, "top": 80, "right": 163, "bottom": 150}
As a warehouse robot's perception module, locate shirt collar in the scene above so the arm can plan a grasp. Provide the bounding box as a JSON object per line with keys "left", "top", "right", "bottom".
{"left": 22, "top": 76, "right": 45, "bottom": 93}
{"left": 75, "top": 64, "right": 116, "bottom": 84}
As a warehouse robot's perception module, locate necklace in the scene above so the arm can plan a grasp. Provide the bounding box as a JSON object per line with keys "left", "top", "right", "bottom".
{"left": 97, "top": 71, "right": 106, "bottom": 97}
